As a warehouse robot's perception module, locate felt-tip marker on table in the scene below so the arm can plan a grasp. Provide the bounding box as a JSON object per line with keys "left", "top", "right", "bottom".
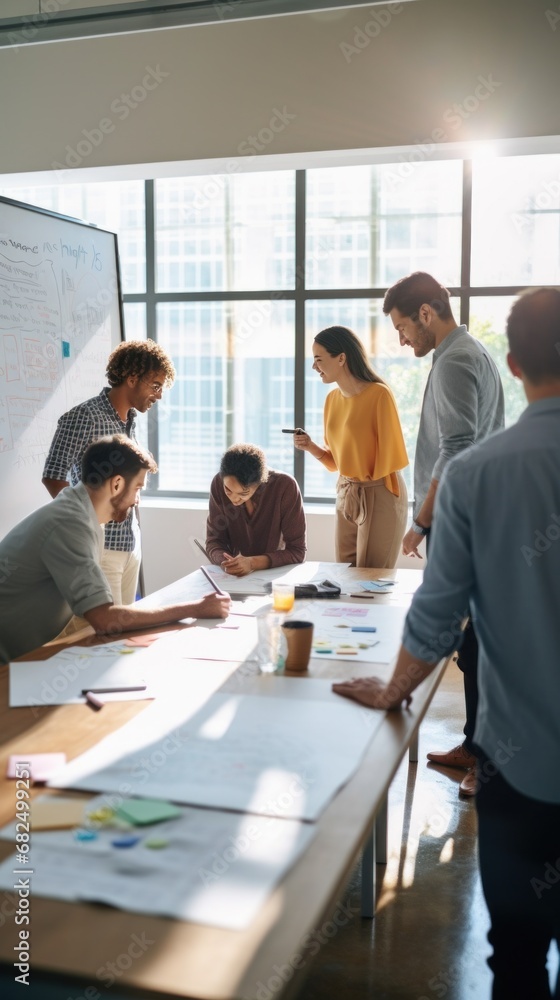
{"left": 81, "top": 685, "right": 147, "bottom": 694}
{"left": 350, "top": 626, "right": 377, "bottom": 633}
{"left": 82, "top": 685, "right": 147, "bottom": 710}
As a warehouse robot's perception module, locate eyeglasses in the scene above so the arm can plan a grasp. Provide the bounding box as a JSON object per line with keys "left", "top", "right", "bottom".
{"left": 140, "top": 378, "right": 164, "bottom": 395}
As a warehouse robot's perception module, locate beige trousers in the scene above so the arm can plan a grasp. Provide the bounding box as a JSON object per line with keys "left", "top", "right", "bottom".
{"left": 54, "top": 546, "right": 142, "bottom": 639}
{"left": 335, "top": 471, "right": 408, "bottom": 569}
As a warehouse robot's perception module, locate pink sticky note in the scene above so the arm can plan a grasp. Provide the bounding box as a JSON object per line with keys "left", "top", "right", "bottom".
{"left": 7, "top": 753, "right": 67, "bottom": 783}
{"left": 125, "top": 633, "right": 165, "bottom": 647}
{"left": 323, "top": 606, "right": 368, "bottom": 618}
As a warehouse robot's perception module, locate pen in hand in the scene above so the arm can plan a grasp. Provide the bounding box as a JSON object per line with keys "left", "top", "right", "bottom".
{"left": 199, "top": 563, "right": 228, "bottom": 597}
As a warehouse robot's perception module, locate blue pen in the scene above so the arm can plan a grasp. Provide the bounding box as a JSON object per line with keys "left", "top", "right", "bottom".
{"left": 351, "top": 626, "right": 377, "bottom": 633}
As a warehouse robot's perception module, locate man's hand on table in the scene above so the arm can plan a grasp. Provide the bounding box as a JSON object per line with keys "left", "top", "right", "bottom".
{"left": 332, "top": 676, "right": 412, "bottom": 710}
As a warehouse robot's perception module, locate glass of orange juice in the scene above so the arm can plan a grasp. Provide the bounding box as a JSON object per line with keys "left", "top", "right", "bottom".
{"left": 272, "top": 582, "right": 295, "bottom": 613}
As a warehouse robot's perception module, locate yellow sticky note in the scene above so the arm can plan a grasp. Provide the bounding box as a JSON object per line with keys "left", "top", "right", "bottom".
{"left": 30, "top": 796, "right": 88, "bottom": 830}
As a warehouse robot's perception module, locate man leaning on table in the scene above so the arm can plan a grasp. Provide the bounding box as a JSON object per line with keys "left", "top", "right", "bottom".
{"left": 333, "top": 288, "right": 560, "bottom": 1000}
{"left": 0, "top": 435, "right": 230, "bottom": 664}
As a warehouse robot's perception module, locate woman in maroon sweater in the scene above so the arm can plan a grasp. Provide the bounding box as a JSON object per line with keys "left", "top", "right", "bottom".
{"left": 206, "top": 444, "right": 307, "bottom": 577}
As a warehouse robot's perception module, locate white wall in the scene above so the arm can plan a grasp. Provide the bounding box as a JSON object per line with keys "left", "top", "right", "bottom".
{"left": 0, "top": 0, "right": 547, "bottom": 588}
{"left": 1, "top": 0, "right": 559, "bottom": 179}
{"left": 140, "top": 500, "right": 423, "bottom": 594}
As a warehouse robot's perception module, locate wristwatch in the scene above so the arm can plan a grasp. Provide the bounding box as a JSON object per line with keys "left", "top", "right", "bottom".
{"left": 411, "top": 520, "right": 429, "bottom": 536}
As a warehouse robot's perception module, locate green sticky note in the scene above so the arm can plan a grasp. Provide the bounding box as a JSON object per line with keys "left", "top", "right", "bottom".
{"left": 115, "top": 798, "right": 181, "bottom": 826}
{"left": 145, "top": 838, "right": 168, "bottom": 849}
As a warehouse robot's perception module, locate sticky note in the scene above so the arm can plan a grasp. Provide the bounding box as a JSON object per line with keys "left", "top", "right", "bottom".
{"left": 62, "top": 341, "right": 70, "bottom": 357}
{"left": 31, "top": 796, "right": 87, "bottom": 830}
{"left": 87, "top": 807, "right": 115, "bottom": 824}
{"left": 115, "top": 798, "right": 182, "bottom": 826}
{"left": 125, "top": 633, "right": 165, "bottom": 647}
{"left": 7, "top": 753, "right": 66, "bottom": 782}
{"left": 112, "top": 835, "right": 141, "bottom": 848}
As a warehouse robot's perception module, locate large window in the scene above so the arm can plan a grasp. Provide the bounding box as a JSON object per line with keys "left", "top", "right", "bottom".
{"left": 2, "top": 152, "right": 558, "bottom": 502}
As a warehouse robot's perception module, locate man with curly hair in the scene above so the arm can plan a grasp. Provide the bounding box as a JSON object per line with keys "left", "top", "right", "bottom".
{"left": 42, "top": 339, "right": 175, "bottom": 608}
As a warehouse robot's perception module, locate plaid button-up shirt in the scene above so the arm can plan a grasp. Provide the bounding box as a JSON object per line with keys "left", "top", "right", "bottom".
{"left": 43, "top": 388, "right": 139, "bottom": 551}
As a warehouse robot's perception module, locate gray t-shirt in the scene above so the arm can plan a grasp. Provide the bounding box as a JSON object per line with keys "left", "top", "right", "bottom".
{"left": 0, "top": 483, "right": 113, "bottom": 663}
{"left": 414, "top": 325, "right": 505, "bottom": 517}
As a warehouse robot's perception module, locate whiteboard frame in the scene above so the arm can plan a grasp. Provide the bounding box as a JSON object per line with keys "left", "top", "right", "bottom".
{"left": 0, "top": 194, "right": 125, "bottom": 536}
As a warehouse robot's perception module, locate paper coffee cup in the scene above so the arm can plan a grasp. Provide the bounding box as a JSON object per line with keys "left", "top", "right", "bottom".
{"left": 281, "top": 620, "right": 314, "bottom": 672}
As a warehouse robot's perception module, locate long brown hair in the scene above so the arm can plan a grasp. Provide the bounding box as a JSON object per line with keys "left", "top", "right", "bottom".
{"left": 314, "top": 326, "right": 385, "bottom": 385}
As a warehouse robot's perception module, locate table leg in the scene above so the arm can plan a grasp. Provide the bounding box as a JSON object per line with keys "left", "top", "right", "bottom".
{"left": 375, "top": 794, "right": 388, "bottom": 865}
{"left": 360, "top": 826, "right": 375, "bottom": 919}
{"left": 360, "top": 792, "right": 389, "bottom": 918}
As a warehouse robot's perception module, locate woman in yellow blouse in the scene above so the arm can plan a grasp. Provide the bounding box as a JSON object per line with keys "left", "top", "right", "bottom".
{"left": 294, "top": 326, "right": 408, "bottom": 568}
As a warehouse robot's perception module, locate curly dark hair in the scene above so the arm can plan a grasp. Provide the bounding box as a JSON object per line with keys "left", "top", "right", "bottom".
{"left": 220, "top": 444, "right": 269, "bottom": 488}
{"left": 106, "top": 339, "right": 176, "bottom": 388}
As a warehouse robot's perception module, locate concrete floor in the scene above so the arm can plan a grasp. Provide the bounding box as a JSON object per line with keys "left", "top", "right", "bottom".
{"left": 297, "top": 659, "right": 551, "bottom": 1000}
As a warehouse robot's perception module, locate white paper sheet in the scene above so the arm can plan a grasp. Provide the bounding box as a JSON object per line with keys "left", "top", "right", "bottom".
{"left": 137, "top": 562, "right": 349, "bottom": 601}
{"left": 49, "top": 680, "right": 384, "bottom": 821}
{"left": 203, "top": 560, "right": 349, "bottom": 595}
{"left": 172, "top": 618, "right": 259, "bottom": 662}
{"left": 9, "top": 640, "right": 161, "bottom": 708}
{"left": 300, "top": 602, "right": 408, "bottom": 664}
{"left": 0, "top": 794, "right": 315, "bottom": 930}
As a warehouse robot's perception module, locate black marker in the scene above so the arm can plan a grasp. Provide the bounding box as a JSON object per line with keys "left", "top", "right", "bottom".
{"left": 282, "top": 428, "right": 305, "bottom": 434}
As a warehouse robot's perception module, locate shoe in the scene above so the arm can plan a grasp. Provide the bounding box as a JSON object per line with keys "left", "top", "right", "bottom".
{"left": 459, "top": 768, "right": 478, "bottom": 797}
{"left": 426, "top": 744, "right": 477, "bottom": 769}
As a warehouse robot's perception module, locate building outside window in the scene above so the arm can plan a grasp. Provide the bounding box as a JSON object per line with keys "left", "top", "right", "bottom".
{"left": 2, "top": 151, "right": 555, "bottom": 503}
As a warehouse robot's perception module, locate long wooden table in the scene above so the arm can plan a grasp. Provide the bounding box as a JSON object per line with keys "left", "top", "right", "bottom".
{"left": 0, "top": 566, "right": 449, "bottom": 1000}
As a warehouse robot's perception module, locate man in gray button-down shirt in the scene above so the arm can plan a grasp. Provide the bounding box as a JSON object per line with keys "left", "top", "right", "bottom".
{"left": 333, "top": 288, "right": 560, "bottom": 1000}
{"left": 382, "top": 272, "right": 504, "bottom": 794}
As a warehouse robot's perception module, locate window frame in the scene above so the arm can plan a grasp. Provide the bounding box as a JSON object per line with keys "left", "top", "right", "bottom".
{"left": 121, "top": 159, "right": 550, "bottom": 502}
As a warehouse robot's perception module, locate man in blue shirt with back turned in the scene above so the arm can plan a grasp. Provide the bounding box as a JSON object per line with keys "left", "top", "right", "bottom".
{"left": 333, "top": 287, "right": 560, "bottom": 1000}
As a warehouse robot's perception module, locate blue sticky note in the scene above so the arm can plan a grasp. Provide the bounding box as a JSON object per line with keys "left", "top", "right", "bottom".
{"left": 351, "top": 626, "right": 377, "bottom": 633}
{"left": 112, "top": 835, "right": 141, "bottom": 848}
{"left": 62, "top": 341, "right": 70, "bottom": 357}
{"left": 360, "top": 581, "right": 395, "bottom": 592}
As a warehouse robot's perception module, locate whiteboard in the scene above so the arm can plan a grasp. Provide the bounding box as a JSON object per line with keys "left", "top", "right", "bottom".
{"left": 0, "top": 196, "right": 123, "bottom": 536}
